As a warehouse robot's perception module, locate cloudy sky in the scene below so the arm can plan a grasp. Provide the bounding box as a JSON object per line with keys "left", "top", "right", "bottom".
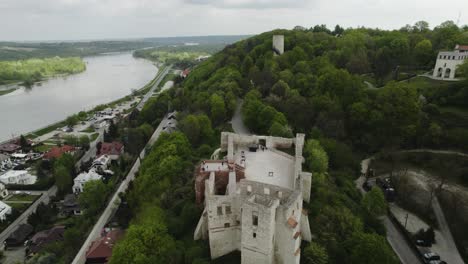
{"left": 1, "top": 0, "right": 467, "bottom": 41}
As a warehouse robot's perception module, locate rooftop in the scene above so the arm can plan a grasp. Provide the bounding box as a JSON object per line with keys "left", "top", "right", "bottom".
{"left": 86, "top": 229, "right": 124, "bottom": 261}
{"left": 235, "top": 147, "right": 294, "bottom": 190}
{"left": 75, "top": 169, "right": 102, "bottom": 182}
{"left": 44, "top": 145, "right": 75, "bottom": 159}
{"left": 99, "top": 142, "right": 123, "bottom": 156}
{"left": 0, "top": 143, "right": 21, "bottom": 153}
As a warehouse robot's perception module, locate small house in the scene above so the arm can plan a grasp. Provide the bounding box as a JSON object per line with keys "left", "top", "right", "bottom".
{"left": 59, "top": 194, "right": 82, "bottom": 216}
{"left": 0, "top": 170, "right": 37, "bottom": 185}
{"left": 43, "top": 145, "right": 75, "bottom": 160}
{"left": 73, "top": 170, "right": 102, "bottom": 194}
{"left": 0, "top": 183, "right": 8, "bottom": 199}
{"left": 86, "top": 228, "right": 124, "bottom": 264}
{"left": 0, "top": 201, "right": 12, "bottom": 221}
{"left": 98, "top": 142, "right": 124, "bottom": 161}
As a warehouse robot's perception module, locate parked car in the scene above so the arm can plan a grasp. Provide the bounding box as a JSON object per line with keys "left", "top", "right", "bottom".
{"left": 416, "top": 239, "right": 431, "bottom": 247}
{"left": 428, "top": 261, "right": 446, "bottom": 264}
{"left": 423, "top": 252, "right": 440, "bottom": 263}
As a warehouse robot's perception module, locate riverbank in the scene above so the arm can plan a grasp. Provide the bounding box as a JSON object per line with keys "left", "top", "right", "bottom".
{"left": 0, "top": 57, "right": 86, "bottom": 88}
{"left": 0, "top": 62, "right": 173, "bottom": 147}
{"left": 0, "top": 53, "right": 157, "bottom": 141}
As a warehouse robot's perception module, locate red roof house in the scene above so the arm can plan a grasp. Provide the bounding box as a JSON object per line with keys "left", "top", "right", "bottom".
{"left": 43, "top": 145, "right": 75, "bottom": 160}
{"left": 455, "top": 44, "right": 468, "bottom": 51}
{"left": 98, "top": 142, "right": 124, "bottom": 160}
{"left": 181, "top": 69, "right": 191, "bottom": 78}
{"left": 86, "top": 229, "right": 124, "bottom": 264}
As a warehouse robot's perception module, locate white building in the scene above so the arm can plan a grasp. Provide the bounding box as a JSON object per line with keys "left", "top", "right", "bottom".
{"left": 0, "top": 183, "right": 8, "bottom": 199}
{"left": 0, "top": 170, "right": 37, "bottom": 185}
{"left": 194, "top": 132, "right": 312, "bottom": 264}
{"left": 0, "top": 201, "right": 12, "bottom": 221}
{"left": 0, "top": 154, "right": 12, "bottom": 171}
{"left": 433, "top": 44, "right": 468, "bottom": 80}
{"left": 73, "top": 169, "right": 102, "bottom": 194}
{"left": 92, "top": 155, "right": 111, "bottom": 171}
{"left": 273, "top": 35, "right": 285, "bottom": 56}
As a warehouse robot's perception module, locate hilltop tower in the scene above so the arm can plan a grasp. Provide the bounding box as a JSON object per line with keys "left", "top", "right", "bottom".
{"left": 272, "top": 35, "right": 284, "bottom": 56}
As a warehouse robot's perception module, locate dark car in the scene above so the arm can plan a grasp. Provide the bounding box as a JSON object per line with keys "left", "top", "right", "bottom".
{"left": 423, "top": 252, "right": 440, "bottom": 263}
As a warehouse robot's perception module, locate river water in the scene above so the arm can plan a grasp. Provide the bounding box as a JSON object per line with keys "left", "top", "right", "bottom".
{"left": 0, "top": 53, "right": 157, "bottom": 142}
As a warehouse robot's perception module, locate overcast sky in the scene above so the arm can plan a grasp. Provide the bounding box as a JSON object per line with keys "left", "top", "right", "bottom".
{"left": 1, "top": 0, "right": 467, "bottom": 41}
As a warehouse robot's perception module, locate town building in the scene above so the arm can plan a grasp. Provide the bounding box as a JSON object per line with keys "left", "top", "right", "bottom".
{"left": 86, "top": 228, "right": 124, "bottom": 264}
{"left": 0, "top": 183, "right": 8, "bottom": 198}
{"left": 58, "top": 194, "right": 82, "bottom": 216}
{"left": 433, "top": 44, "right": 468, "bottom": 80}
{"left": 0, "top": 201, "right": 12, "bottom": 221}
{"left": 194, "top": 132, "right": 312, "bottom": 264}
{"left": 0, "top": 153, "right": 12, "bottom": 171}
{"left": 73, "top": 169, "right": 102, "bottom": 194}
{"left": 27, "top": 226, "right": 65, "bottom": 256}
{"left": 0, "top": 143, "right": 21, "bottom": 154}
{"left": 92, "top": 155, "right": 111, "bottom": 171}
{"left": 98, "top": 142, "right": 124, "bottom": 161}
{"left": 273, "top": 35, "right": 285, "bottom": 56}
{"left": 43, "top": 145, "right": 75, "bottom": 160}
{"left": 0, "top": 170, "right": 37, "bottom": 185}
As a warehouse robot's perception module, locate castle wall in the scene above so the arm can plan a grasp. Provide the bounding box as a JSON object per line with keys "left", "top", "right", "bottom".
{"left": 241, "top": 196, "right": 279, "bottom": 264}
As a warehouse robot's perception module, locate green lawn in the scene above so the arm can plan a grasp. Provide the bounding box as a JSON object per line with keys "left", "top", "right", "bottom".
{"left": 29, "top": 121, "right": 66, "bottom": 137}
{"left": 80, "top": 126, "right": 95, "bottom": 133}
{"left": 0, "top": 88, "right": 17, "bottom": 96}
{"left": 6, "top": 194, "right": 40, "bottom": 202}
{"left": 157, "top": 73, "right": 176, "bottom": 88}
{"left": 6, "top": 202, "right": 31, "bottom": 211}
{"left": 34, "top": 144, "right": 56, "bottom": 153}
{"left": 90, "top": 133, "right": 99, "bottom": 141}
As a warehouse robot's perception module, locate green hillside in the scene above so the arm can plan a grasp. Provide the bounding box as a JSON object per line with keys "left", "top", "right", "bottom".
{"left": 111, "top": 22, "right": 468, "bottom": 264}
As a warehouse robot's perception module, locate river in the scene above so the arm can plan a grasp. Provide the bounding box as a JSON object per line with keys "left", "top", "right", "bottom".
{"left": 0, "top": 53, "right": 157, "bottom": 142}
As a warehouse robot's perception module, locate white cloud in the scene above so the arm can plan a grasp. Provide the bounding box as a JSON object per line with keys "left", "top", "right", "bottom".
{"left": 0, "top": 0, "right": 467, "bottom": 41}
{"left": 185, "top": 0, "right": 313, "bottom": 9}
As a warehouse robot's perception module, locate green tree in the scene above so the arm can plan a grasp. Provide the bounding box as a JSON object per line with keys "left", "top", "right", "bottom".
{"left": 303, "top": 242, "right": 329, "bottom": 264}
{"left": 347, "top": 232, "right": 398, "bottom": 264}
{"left": 414, "top": 39, "right": 433, "bottom": 66}
{"left": 78, "top": 180, "right": 110, "bottom": 216}
{"left": 362, "top": 187, "right": 387, "bottom": 217}
{"left": 304, "top": 139, "right": 329, "bottom": 174}
{"left": 54, "top": 165, "right": 72, "bottom": 194}
{"left": 109, "top": 206, "right": 177, "bottom": 264}
{"left": 78, "top": 135, "right": 90, "bottom": 150}
{"left": 210, "top": 94, "right": 226, "bottom": 125}
{"left": 271, "top": 80, "right": 289, "bottom": 98}
{"left": 179, "top": 115, "right": 201, "bottom": 145}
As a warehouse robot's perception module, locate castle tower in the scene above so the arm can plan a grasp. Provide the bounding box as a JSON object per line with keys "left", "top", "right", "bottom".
{"left": 273, "top": 35, "right": 284, "bottom": 56}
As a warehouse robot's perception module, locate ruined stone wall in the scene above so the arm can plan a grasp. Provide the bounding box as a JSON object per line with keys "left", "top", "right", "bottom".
{"left": 206, "top": 194, "right": 241, "bottom": 258}
{"left": 241, "top": 196, "right": 279, "bottom": 264}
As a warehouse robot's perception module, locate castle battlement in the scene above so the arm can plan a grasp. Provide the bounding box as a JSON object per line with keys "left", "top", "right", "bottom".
{"left": 194, "top": 133, "right": 312, "bottom": 264}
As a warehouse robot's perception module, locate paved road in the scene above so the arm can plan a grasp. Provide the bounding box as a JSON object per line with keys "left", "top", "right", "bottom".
{"left": 0, "top": 186, "right": 57, "bottom": 244}
{"left": 358, "top": 158, "right": 422, "bottom": 264}
{"left": 71, "top": 115, "right": 172, "bottom": 264}
{"left": 136, "top": 65, "right": 172, "bottom": 111}
{"left": 75, "top": 127, "right": 105, "bottom": 171}
{"left": 230, "top": 99, "right": 251, "bottom": 135}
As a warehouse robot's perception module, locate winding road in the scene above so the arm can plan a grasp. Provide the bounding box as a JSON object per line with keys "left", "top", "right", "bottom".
{"left": 358, "top": 149, "right": 468, "bottom": 264}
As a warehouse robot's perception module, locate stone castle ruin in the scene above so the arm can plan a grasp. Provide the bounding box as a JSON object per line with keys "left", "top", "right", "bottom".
{"left": 194, "top": 132, "right": 312, "bottom": 264}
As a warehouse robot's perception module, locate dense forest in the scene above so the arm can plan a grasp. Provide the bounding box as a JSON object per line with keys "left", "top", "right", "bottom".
{"left": 0, "top": 57, "right": 86, "bottom": 85}
{"left": 110, "top": 21, "right": 468, "bottom": 264}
